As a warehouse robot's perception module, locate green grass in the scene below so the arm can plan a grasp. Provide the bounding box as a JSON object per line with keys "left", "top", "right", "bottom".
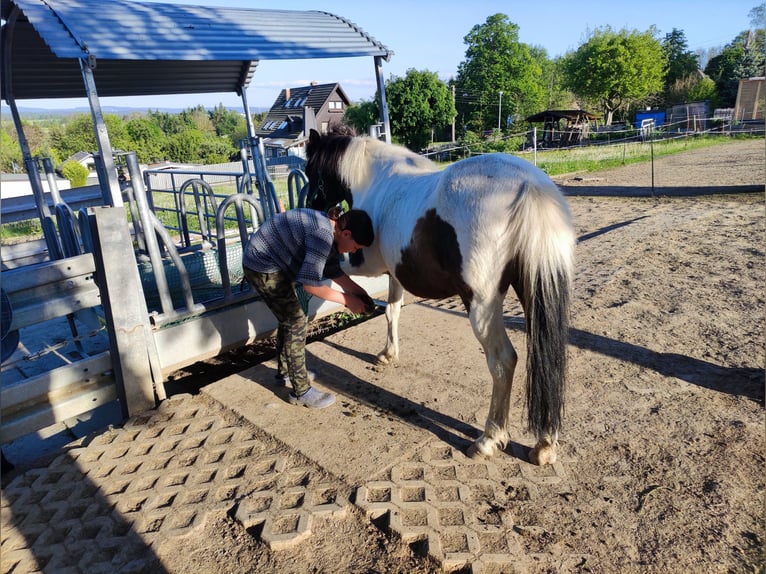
{"left": 1, "top": 219, "right": 43, "bottom": 243}
{"left": 516, "top": 135, "right": 745, "bottom": 177}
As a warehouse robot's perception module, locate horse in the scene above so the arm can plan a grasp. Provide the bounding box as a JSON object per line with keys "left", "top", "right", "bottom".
{"left": 304, "top": 129, "right": 575, "bottom": 465}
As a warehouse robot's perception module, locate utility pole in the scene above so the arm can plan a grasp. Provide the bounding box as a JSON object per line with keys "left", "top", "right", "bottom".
{"left": 451, "top": 84, "right": 456, "bottom": 142}
{"left": 498, "top": 90, "right": 503, "bottom": 131}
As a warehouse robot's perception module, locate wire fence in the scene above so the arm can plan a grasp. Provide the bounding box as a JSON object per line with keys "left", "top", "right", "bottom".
{"left": 423, "top": 116, "right": 765, "bottom": 169}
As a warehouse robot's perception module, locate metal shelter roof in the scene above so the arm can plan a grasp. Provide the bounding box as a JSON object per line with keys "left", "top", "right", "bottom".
{"left": 1, "top": 0, "right": 394, "bottom": 100}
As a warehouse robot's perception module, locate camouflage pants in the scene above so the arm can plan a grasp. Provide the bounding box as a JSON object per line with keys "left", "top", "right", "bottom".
{"left": 243, "top": 268, "right": 310, "bottom": 395}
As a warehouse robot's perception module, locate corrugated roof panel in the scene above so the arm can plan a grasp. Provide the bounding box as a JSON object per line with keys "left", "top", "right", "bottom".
{"left": 1, "top": 0, "right": 393, "bottom": 100}
{"left": 8, "top": 0, "right": 392, "bottom": 60}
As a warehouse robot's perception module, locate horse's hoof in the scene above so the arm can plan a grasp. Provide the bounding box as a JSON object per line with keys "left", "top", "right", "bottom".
{"left": 375, "top": 353, "right": 396, "bottom": 366}
{"left": 467, "top": 439, "right": 495, "bottom": 459}
{"left": 529, "top": 442, "right": 557, "bottom": 466}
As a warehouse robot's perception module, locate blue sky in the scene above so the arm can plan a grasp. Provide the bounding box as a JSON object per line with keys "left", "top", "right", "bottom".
{"left": 16, "top": 0, "right": 759, "bottom": 110}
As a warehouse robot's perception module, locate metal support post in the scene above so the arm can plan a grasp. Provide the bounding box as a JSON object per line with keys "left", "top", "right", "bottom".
{"left": 80, "top": 56, "right": 122, "bottom": 207}
{"left": 88, "top": 205, "right": 165, "bottom": 414}
{"left": 374, "top": 56, "right": 392, "bottom": 143}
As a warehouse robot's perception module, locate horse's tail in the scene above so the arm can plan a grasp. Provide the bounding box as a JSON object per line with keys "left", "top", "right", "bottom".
{"left": 510, "top": 181, "right": 575, "bottom": 442}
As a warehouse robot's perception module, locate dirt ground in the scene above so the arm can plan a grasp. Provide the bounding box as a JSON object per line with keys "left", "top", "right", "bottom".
{"left": 134, "top": 139, "right": 766, "bottom": 572}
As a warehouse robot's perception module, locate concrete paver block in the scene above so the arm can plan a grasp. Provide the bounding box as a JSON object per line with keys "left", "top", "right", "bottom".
{"left": 355, "top": 440, "right": 568, "bottom": 572}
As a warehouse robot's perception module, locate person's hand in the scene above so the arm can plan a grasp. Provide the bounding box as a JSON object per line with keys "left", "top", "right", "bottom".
{"left": 357, "top": 292, "right": 376, "bottom": 314}
{"left": 345, "top": 294, "right": 368, "bottom": 315}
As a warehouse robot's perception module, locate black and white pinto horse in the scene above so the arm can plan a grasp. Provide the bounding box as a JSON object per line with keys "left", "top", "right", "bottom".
{"left": 305, "top": 129, "right": 575, "bottom": 465}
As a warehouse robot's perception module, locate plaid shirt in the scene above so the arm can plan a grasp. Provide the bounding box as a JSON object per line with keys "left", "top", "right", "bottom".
{"left": 243, "top": 209, "right": 341, "bottom": 286}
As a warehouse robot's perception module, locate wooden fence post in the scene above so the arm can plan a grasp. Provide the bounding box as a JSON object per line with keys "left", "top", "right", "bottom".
{"left": 88, "top": 205, "right": 162, "bottom": 417}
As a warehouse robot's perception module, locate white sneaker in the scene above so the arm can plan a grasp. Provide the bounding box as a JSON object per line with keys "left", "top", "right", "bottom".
{"left": 288, "top": 387, "right": 336, "bottom": 409}
{"left": 277, "top": 369, "right": 319, "bottom": 388}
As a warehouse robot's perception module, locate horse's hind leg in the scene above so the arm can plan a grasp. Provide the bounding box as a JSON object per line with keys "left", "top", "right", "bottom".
{"left": 530, "top": 433, "right": 558, "bottom": 465}
{"left": 377, "top": 277, "right": 404, "bottom": 365}
{"left": 466, "top": 295, "right": 517, "bottom": 459}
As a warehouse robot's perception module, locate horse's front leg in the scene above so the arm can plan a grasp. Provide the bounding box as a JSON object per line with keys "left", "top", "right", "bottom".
{"left": 376, "top": 276, "right": 403, "bottom": 365}
{"left": 466, "top": 297, "right": 516, "bottom": 459}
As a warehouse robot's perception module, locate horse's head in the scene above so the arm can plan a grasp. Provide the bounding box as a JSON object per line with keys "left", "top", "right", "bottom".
{"left": 305, "top": 129, "right": 354, "bottom": 212}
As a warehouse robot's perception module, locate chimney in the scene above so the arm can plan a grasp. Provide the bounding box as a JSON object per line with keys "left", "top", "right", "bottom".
{"left": 285, "top": 87, "right": 291, "bottom": 101}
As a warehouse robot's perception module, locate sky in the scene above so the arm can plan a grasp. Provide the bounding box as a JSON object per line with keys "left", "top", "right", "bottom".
{"left": 10, "top": 0, "right": 760, "bottom": 111}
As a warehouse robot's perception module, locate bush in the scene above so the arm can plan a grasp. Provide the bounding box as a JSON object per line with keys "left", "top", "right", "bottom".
{"left": 60, "top": 160, "right": 90, "bottom": 187}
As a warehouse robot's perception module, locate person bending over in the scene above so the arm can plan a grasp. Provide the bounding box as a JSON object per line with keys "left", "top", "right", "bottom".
{"left": 243, "top": 208, "right": 375, "bottom": 409}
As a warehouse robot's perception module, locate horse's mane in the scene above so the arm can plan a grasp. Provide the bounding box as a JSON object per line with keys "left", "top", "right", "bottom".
{"left": 339, "top": 136, "right": 438, "bottom": 189}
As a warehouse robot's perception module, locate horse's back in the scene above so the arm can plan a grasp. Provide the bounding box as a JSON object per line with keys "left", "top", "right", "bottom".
{"left": 432, "top": 153, "right": 569, "bottom": 234}
{"left": 441, "top": 153, "right": 562, "bottom": 201}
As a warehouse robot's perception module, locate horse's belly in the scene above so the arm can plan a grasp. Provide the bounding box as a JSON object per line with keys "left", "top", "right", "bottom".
{"left": 396, "top": 272, "right": 458, "bottom": 299}
{"left": 389, "top": 208, "right": 468, "bottom": 301}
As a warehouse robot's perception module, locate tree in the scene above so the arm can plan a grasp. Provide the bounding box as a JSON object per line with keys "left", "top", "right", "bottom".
{"left": 667, "top": 74, "right": 718, "bottom": 107}
{"left": 662, "top": 29, "right": 700, "bottom": 99}
{"left": 454, "top": 14, "right": 544, "bottom": 133}
{"left": 164, "top": 129, "right": 206, "bottom": 163}
{"left": 531, "top": 49, "right": 578, "bottom": 111}
{"left": 125, "top": 117, "right": 166, "bottom": 163}
{"left": 0, "top": 127, "right": 22, "bottom": 173}
{"left": 564, "top": 26, "right": 666, "bottom": 125}
{"left": 384, "top": 69, "right": 455, "bottom": 150}
{"left": 343, "top": 98, "right": 379, "bottom": 135}
{"left": 51, "top": 113, "right": 131, "bottom": 160}
{"left": 705, "top": 29, "right": 765, "bottom": 107}
{"left": 148, "top": 109, "right": 195, "bottom": 135}
{"left": 210, "top": 103, "right": 243, "bottom": 137}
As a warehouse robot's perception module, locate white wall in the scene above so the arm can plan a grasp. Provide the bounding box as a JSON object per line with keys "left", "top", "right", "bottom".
{"left": 0, "top": 175, "right": 72, "bottom": 199}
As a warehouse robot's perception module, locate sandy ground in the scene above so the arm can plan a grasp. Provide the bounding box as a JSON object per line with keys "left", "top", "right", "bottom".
{"left": 150, "top": 138, "right": 765, "bottom": 573}
{"left": 3, "top": 139, "right": 762, "bottom": 574}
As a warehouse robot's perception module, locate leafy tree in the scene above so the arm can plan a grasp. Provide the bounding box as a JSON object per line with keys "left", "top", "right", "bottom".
{"left": 199, "top": 135, "right": 235, "bottom": 163}
{"left": 210, "top": 103, "right": 244, "bottom": 137}
{"left": 384, "top": 69, "right": 455, "bottom": 150}
{"left": 454, "top": 14, "right": 544, "bottom": 132}
{"left": 60, "top": 160, "right": 89, "bottom": 187}
{"left": 148, "top": 109, "right": 195, "bottom": 135}
{"left": 125, "top": 117, "right": 166, "bottom": 163}
{"left": 182, "top": 105, "right": 216, "bottom": 134}
{"left": 0, "top": 127, "right": 22, "bottom": 173}
{"left": 343, "top": 98, "right": 379, "bottom": 135}
{"left": 705, "top": 29, "right": 765, "bottom": 107}
{"left": 531, "top": 49, "right": 578, "bottom": 111}
{"left": 667, "top": 74, "right": 718, "bottom": 107}
{"left": 51, "top": 113, "right": 131, "bottom": 160}
{"left": 563, "top": 26, "right": 666, "bottom": 125}
{"left": 164, "top": 129, "right": 205, "bottom": 163}
{"left": 662, "top": 29, "right": 700, "bottom": 99}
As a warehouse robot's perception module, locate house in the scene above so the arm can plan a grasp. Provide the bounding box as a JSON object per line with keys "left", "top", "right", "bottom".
{"left": 255, "top": 82, "right": 350, "bottom": 160}
{"left": 59, "top": 151, "right": 96, "bottom": 173}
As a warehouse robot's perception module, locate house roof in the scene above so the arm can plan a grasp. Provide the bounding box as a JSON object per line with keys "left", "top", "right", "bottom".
{"left": 1, "top": 0, "right": 393, "bottom": 100}
{"left": 255, "top": 82, "right": 349, "bottom": 142}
